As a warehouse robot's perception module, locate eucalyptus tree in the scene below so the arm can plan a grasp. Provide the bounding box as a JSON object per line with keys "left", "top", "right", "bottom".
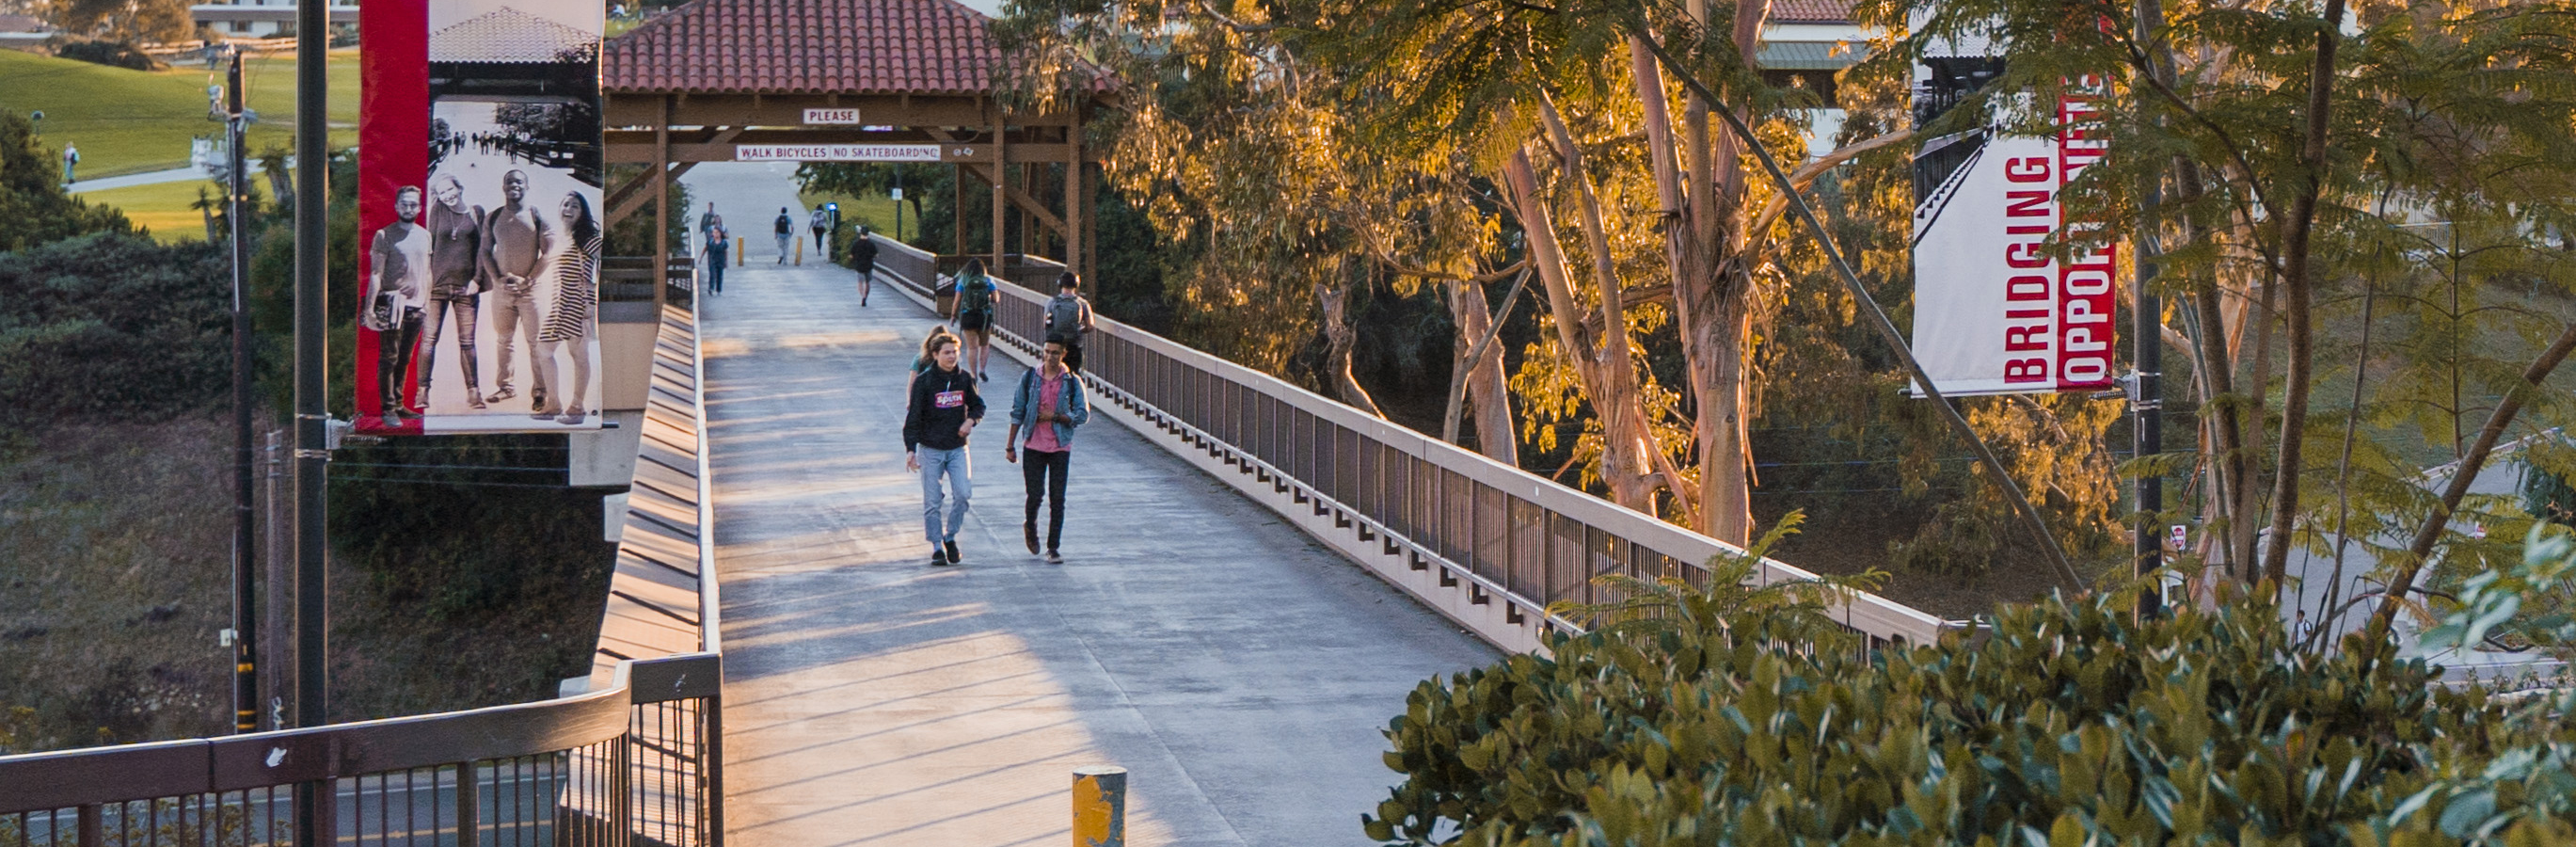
{"left": 996, "top": 0, "right": 1530, "bottom": 460}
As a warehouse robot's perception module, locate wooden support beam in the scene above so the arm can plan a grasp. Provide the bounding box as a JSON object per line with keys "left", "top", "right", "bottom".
{"left": 1065, "top": 115, "right": 1084, "bottom": 290}
{"left": 956, "top": 162, "right": 1068, "bottom": 244}
{"left": 604, "top": 129, "right": 734, "bottom": 228}
{"left": 992, "top": 109, "right": 1007, "bottom": 272}
{"left": 652, "top": 95, "right": 669, "bottom": 311}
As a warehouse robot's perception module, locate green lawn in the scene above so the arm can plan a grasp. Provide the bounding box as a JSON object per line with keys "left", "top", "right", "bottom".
{"left": 796, "top": 188, "right": 911, "bottom": 242}
{"left": 77, "top": 178, "right": 278, "bottom": 244}
{"left": 0, "top": 48, "right": 359, "bottom": 181}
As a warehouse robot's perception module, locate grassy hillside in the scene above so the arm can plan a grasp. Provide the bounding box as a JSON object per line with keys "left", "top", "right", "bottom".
{"left": 0, "top": 416, "right": 615, "bottom": 752}
{"left": 0, "top": 49, "right": 359, "bottom": 181}
{"left": 76, "top": 180, "right": 276, "bottom": 244}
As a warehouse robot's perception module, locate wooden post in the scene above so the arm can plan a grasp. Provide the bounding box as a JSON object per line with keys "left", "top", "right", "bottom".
{"left": 1064, "top": 119, "right": 1083, "bottom": 295}
{"left": 653, "top": 96, "right": 670, "bottom": 310}
{"left": 992, "top": 115, "right": 1009, "bottom": 278}
{"left": 952, "top": 163, "right": 965, "bottom": 257}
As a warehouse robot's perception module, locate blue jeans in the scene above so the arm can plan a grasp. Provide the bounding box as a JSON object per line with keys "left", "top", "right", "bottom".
{"left": 919, "top": 446, "right": 971, "bottom": 544}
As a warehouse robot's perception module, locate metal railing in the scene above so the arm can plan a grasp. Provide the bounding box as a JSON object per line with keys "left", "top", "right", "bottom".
{"left": 865, "top": 234, "right": 1950, "bottom": 649}
{"left": 601, "top": 257, "right": 697, "bottom": 312}
{"left": 0, "top": 653, "right": 720, "bottom": 847}
{"left": 1, "top": 301, "right": 724, "bottom": 845}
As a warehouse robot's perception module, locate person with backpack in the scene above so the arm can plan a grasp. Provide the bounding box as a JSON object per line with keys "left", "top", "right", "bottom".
{"left": 772, "top": 207, "right": 794, "bottom": 264}
{"left": 1006, "top": 338, "right": 1089, "bottom": 563}
{"left": 1042, "top": 272, "right": 1097, "bottom": 373}
{"left": 850, "top": 226, "right": 879, "bottom": 307}
{"left": 903, "top": 333, "right": 984, "bottom": 567}
{"left": 703, "top": 219, "right": 728, "bottom": 295}
{"left": 951, "top": 258, "right": 1000, "bottom": 382}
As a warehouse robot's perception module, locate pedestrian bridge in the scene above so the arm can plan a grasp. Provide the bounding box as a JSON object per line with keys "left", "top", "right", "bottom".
{"left": 0, "top": 169, "right": 1946, "bottom": 846}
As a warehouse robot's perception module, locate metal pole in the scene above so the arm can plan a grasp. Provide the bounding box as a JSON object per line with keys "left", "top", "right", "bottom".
{"left": 292, "top": 2, "right": 332, "bottom": 842}
{"left": 229, "top": 47, "right": 259, "bottom": 735}
{"left": 2134, "top": 0, "right": 2167, "bottom": 616}
{"left": 1071, "top": 767, "right": 1125, "bottom": 847}
{"left": 264, "top": 428, "right": 290, "bottom": 731}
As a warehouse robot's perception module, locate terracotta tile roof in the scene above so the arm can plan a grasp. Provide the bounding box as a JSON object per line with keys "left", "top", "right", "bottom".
{"left": 434, "top": 8, "right": 599, "bottom": 64}
{"left": 603, "top": 0, "right": 1009, "bottom": 95}
{"left": 1772, "top": 0, "right": 1856, "bottom": 23}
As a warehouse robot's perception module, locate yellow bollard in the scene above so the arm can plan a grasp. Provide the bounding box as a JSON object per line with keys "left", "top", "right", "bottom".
{"left": 794, "top": 237, "right": 803, "bottom": 265}
{"left": 736, "top": 236, "right": 745, "bottom": 266}
{"left": 1072, "top": 766, "right": 1125, "bottom": 847}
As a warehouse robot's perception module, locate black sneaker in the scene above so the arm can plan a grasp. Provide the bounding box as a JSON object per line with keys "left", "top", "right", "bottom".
{"left": 930, "top": 547, "right": 951, "bottom": 567}
{"left": 1023, "top": 522, "right": 1040, "bottom": 554}
{"left": 944, "top": 539, "right": 961, "bottom": 564}
{"left": 1044, "top": 551, "right": 1063, "bottom": 565}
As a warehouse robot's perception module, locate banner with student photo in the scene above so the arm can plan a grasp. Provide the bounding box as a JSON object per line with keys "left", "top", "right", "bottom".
{"left": 1908, "top": 49, "right": 2116, "bottom": 396}
{"left": 358, "top": 0, "right": 604, "bottom": 434}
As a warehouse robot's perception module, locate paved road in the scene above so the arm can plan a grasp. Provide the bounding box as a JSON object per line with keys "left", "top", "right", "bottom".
{"left": 684, "top": 163, "right": 1501, "bottom": 847}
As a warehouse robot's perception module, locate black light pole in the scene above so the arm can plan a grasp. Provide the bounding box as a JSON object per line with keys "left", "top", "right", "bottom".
{"left": 226, "top": 47, "right": 259, "bottom": 736}
{"left": 2134, "top": 0, "right": 2167, "bottom": 616}
{"left": 291, "top": 4, "right": 331, "bottom": 845}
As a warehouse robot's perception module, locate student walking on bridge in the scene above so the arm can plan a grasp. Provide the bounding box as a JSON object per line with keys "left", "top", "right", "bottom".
{"left": 1007, "top": 339, "right": 1089, "bottom": 563}
{"left": 1042, "top": 272, "right": 1095, "bottom": 373}
{"left": 772, "top": 207, "right": 794, "bottom": 264}
{"left": 952, "top": 259, "right": 999, "bottom": 382}
{"left": 850, "top": 226, "right": 878, "bottom": 307}
{"left": 905, "top": 333, "right": 984, "bottom": 566}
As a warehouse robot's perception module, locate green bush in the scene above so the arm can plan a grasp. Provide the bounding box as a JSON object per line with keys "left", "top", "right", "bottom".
{"left": 1368, "top": 540, "right": 2576, "bottom": 845}
{"left": 0, "top": 110, "right": 132, "bottom": 252}
{"left": 49, "top": 39, "right": 167, "bottom": 72}
{"left": 0, "top": 232, "right": 228, "bottom": 425}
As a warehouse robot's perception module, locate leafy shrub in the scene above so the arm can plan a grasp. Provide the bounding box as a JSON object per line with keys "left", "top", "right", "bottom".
{"left": 0, "top": 233, "right": 228, "bottom": 426}
{"left": 49, "top": 39, "right": 168, "bottom": 72}
{"left": 0, "top": 111, "right": 132, "bottom": 251}
{"left": 1368, "top": 537, "right": 2576, "bottom": 845}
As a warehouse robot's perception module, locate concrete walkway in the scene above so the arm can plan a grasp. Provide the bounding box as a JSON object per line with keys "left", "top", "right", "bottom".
{"left": 685, "top": 163, "right": 1500, "bottom": 847}
{"left": 67, "top": 161, "right": 275, "bottom": 194}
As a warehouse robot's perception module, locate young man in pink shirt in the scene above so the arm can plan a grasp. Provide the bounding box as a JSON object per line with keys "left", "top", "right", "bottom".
{"left": 1005, "top": 340, "right": 1091, "bottom": 563}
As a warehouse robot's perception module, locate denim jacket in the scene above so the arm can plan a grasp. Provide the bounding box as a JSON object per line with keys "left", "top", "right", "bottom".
{"left": 1010, "top": 367, "right": 1090, "bottom": 449}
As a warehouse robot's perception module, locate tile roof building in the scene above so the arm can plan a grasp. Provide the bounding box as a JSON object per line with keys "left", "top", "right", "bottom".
{"left": 603, "top": 0, "right": 1009, "bottom": 96}
{"left": 434, "top": 8, "right": 599, "bottom": 64}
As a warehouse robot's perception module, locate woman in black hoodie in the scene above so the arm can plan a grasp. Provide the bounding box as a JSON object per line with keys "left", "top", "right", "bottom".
{"left": 903, "top": 334, "right": 984, "bottom": 565}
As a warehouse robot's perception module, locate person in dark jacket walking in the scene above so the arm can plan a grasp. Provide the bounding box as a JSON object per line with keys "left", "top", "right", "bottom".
{"left": 773, "top": 207, "right": 794, "bottom": 264}
{"left": 851, "top": 226, "right": 879, "bottom": 307}
{"left": 1006, "top": 339, "right": 1089, "bottom": 562}
{"left": 1042, "top": 272, "right": 1096, "bottom": 373}
{"left": 904, "top": 334, "right": 984, "bottom": 566}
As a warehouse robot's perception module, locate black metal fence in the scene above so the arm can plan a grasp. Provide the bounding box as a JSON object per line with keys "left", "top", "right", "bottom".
{"left": 0, "top": 653, "right": 721, "bottom": 847}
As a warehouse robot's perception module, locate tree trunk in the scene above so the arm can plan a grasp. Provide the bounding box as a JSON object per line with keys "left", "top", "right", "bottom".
{"left": 1443, "top": 279, "right": 1519, "bottom": 465}
{"left": 2176, "top": 159, "right": 2248, "bottom": 577}
{"left": 1317, "top": 278, "right": 1385, "bottom": 418}
{"left": 2260, "top": 0, "right": 2347, "bottom": 588}
{"left": 1629, "top": 36, "right": 1750, "bottom": 543}
{"left": 2363, "top": 318, "right": 2576, "bottom": 664}
{"left": 1498, "top": 139, "right": 1657, "bottom": 511}
{"left": 1537, "top": 96, "right": 1665, "bottom": 509}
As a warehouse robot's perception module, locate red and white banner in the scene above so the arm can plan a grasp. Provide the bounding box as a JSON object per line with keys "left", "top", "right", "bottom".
{"left": 358, "top": 0, "right": 604, "bottom": 434}
{"left": 1910, "top": 69, "right": 2116, "bottom": 396}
